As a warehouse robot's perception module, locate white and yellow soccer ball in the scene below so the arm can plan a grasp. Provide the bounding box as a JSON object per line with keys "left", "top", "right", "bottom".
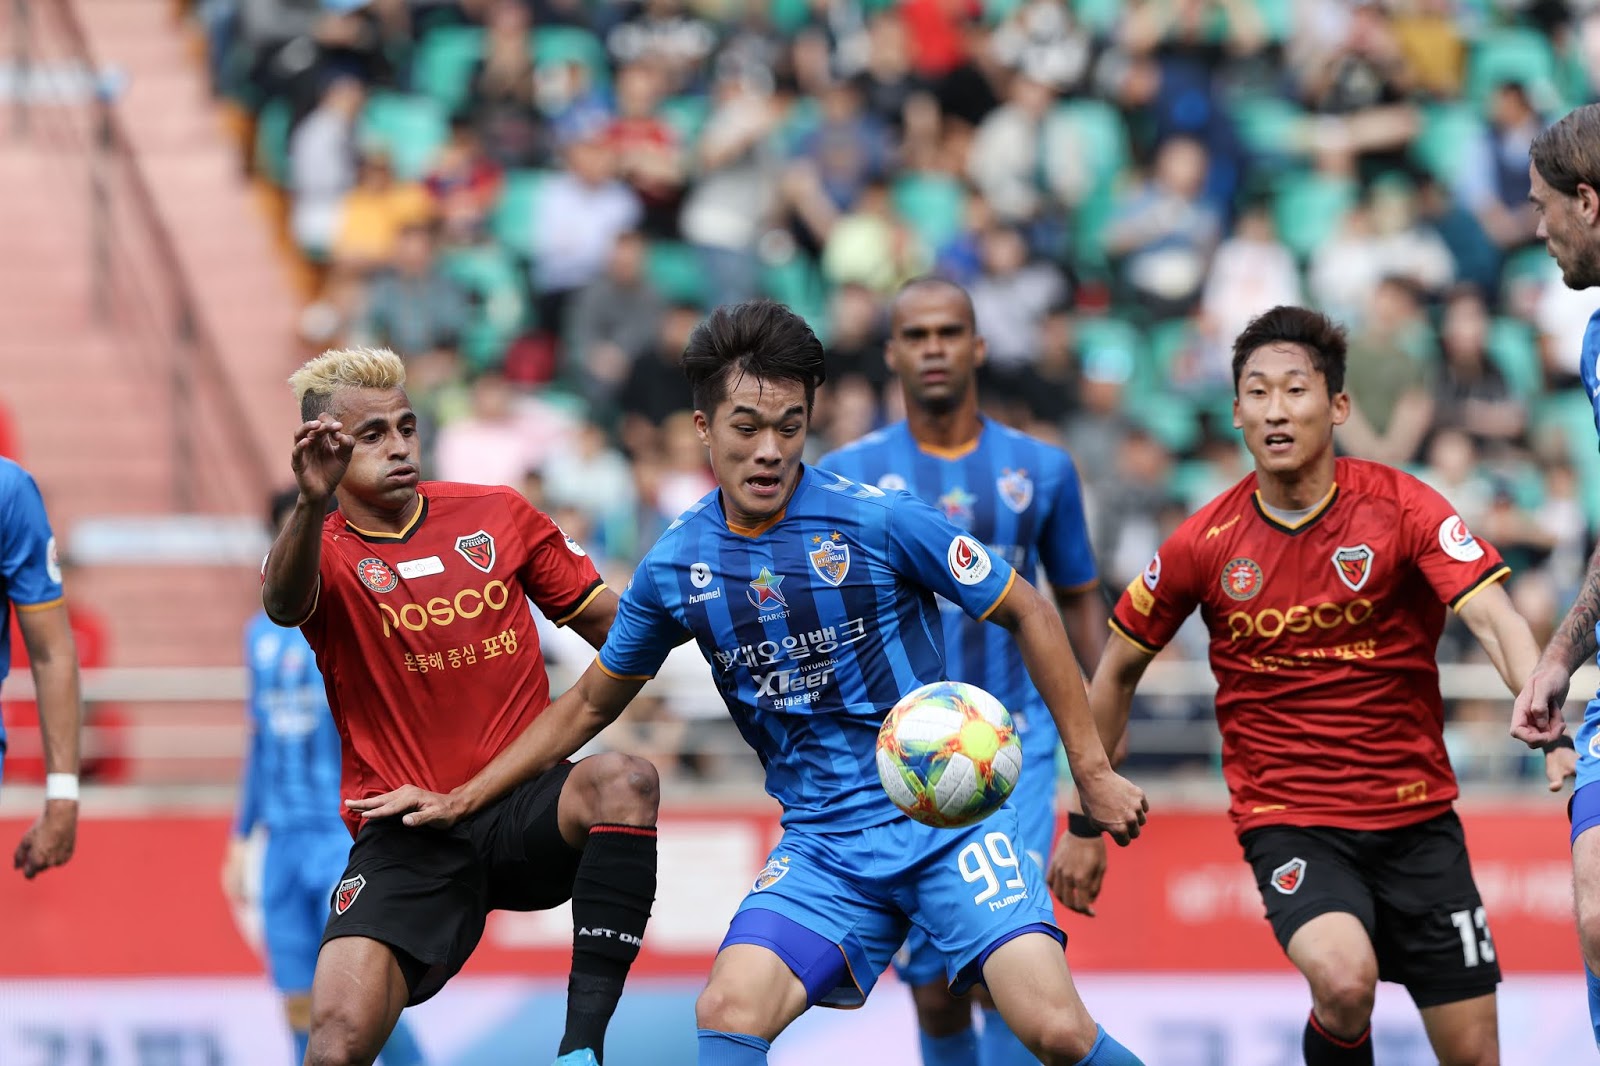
{"left": 875, "top": 681, "right": 1022, "bottom": 828}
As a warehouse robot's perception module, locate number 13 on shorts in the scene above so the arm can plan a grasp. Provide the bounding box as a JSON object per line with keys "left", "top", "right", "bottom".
{"left": 959, "top": 831, "right": 1027, "bottom": 906}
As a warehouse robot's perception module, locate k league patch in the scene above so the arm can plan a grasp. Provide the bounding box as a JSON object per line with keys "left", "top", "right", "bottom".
{"left": 1271, "top": 857, "right": 1306, "bottom": 895}
{"left": 808, "top": 532, "right": 850, "bottom": 587}
{"left": 1438, "top": 515, "right": 1485, "bottom": 562}
{"left": 356, "top": 557, "right": 398, "bottom": 594}
{"left": 948, "top": 535, "right": 993, "bottom": 585}
{"left": 455, "top": 530, "right": 496, "bottom": 573}
{"left": 1142, "top": 552, "right": 1162, "bottom": 591}
{"left": 1332, "top": 544, "right": 1374, "bottom": 592}
{"left": 334, "top": 873, "right": 367, "bottom": 914}
{"left": 997, "top": 468, "right": 1033, "bottom": 513}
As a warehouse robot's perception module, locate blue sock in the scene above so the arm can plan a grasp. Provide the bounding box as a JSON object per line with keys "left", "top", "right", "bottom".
{"left": 377, "top": 1015, "right": 425, "bottom": 1066}
{"left": 977, "top": 1007, "right": 1033, "bottom": 1066}
{"left": 1587, "top": 965, "right": 1600, "bottom": 1048}
{"left": 697, "top": 1029, "right": 770, "bottom": 1065}
{"left": 291, "top": 1029, "right": 309, "bottom": 1066}
{"left": 1075, "top": 1025, "right": 1144, "bottom": 1065}
{"left": 920, "top": 1027, "right": 978, "bottom": 1066}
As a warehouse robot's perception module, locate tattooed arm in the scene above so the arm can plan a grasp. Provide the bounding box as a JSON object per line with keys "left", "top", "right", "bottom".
{"left": 1510, "top": 541, "right": 1600, "bottom": 747}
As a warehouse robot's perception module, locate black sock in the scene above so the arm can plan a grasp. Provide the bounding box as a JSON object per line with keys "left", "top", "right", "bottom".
{"left": 1303, "top": 1012, "right": 1373, "bottom": 1066}
{"left": 559, "top": 824, "right": 658, "bottom": 1062}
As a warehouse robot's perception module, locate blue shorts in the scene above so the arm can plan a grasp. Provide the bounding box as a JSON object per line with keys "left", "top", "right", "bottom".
{"left": 261, "top": 826, "right": 355, "bottom": 993}
{"left": 722, "top": 803, "right": 1063, "bottom": 1009}
{"left": 894, "top": 750, "right": 1057, "bottom": 989}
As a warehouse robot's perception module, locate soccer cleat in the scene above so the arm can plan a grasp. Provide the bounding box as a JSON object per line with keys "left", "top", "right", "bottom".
{"left": 551, "top": 1051, "right": 600, "bottom": 1066}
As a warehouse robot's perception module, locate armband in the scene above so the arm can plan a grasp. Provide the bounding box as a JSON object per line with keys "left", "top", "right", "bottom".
{"left": 1067, "top": 811, "right": 1103, "bottom": 839}
{"left": 1544, "top": 734, "right": 1577, "bottom": 754}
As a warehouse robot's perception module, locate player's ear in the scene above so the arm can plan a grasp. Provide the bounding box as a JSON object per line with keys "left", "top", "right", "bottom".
{"left": 883, "top": 335, "right": 900, "bottom": 377}
{"left": 973, "top": 332, "right": 987, "bottom": 368}
{"left": 693, "top": 409, "right": 711, "bottom": 446}
{"left": 1580, "top": 182, "right": 1600, "bottom": 226}
{"left": 1329, "top": 390, "right": 1351, "bottom": 426}
{"left": 1231, "top": 395, "right": 1242, "bottom": 430}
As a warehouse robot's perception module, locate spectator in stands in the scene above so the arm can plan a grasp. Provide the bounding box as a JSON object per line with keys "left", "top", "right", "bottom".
{"left": 465, "top": 0, "right": 548, "bottom": 168}
{"left": 240, "top": 0, "right": 397, "bottom": 114}
{"left": 541, "top": 421, "right": 640, "bottom": 563}
{"left": 966, "top": 73, "right": 1055, "bottom": 227}
{"left": 330, "top": 147, "right": 435, "bottom": 270}
{"left": 604, "top": 0, "right": 718, "bottom": 96}
{"left": 851, "top": 11, "right": 922, "bottom": 137}
{"left": 617, "top": 302, "right": 702, "bottom": 456}
{"left": 528, "top": 115, "right": 643, "bottom": 339}
{"left": 968, "top": 223, "right": 1067, "bottom": 377}
{"left": 1536, "top": 460, "right": 1590, "bottom": 598}
{"left": 565, "top": 230, "right": 666, "bottom": 420}
{"left": 288, "top": 75, "right": 364, "bottom": 258}
{"left": 1098, "top": 427, "right": 1178, "bottom": 587}
{"left": 362, "top": 222, "right": 469, "bottom": 357}
{"left": 1104, "top": 135, "right": 1221, "bottom": 318}
{"left": 821, "top": 282, "right": 889, "bottom": 394}
{"left": 1388, "top": 0, "right": 1466, "bottom": 99}
{"left": 1063, "top": 343, "right": 1137, "bottom": 518}
{"left": 1432, "top": 284, "right": 1527, "bottom": 452}
{"left": 433, "top": 367, "right": 576, "bottom": 487}
{"left": 1197, "top": 202, "right": 1302, "bottom": 386}
{"left": 990, "top": 0, "right": 1092, "bottom": 96}
{"left": 784, "top": 80, "right": 893, "bottom": 248}
{"left": 1309, "top": 177, "right": 1455, "bottom": 326}
{"left": 605, "top": 63, "right": 687, "bottom": 238}
{"left": 1339, "top": 275, "right": 1437, "bottom": 466}
{"left": 820, "top": 179, "right": 930, "bottom": 295}
{"left": 1418, "top": 428, "right": 1494, "bottom": 532}
{"left": 423, "top": 116, "right": 503, "bottom": 244}
{"left": 1295, "top": 0, "right": 1419, "bottom": 179}
{"left": 1455, "top": 81, "right": 1547, "bottom": 250}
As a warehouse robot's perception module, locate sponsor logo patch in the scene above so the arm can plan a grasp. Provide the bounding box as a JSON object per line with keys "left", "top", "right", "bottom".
{"left": 948, "top": 535, "right": 993, "bottom": 585}
{"left": 455, "top": 530, "right": 496, "bottom": 573}
{"left": 562, "top": 531, "right": 587, "bottom": 557}
{"left": 356, "top": 557, "right": 398, "bottom": 594}
{"left": 1438, "top": 515, "right": 1485, "bottom": 563}
{"left": 397, "top": 555, "right": 444, "bottom": 579}
{"left": 747, "top": 567, "right": 788, "bottom": 611}
{"left": 335, "top": 873, "right": 366, "bottom": 914}
{"left": 1220, "top": 557, "right": 1263, "bottom": 601}
{"left": 690, "top": 562, "right": 713, "bottom": 589}
{"left": 1271, "top": 858, "right": 1306, "bottom": 895}
{"left": 938, "top": 485, "right": 977, "bottom": 527}
{"left": 1331, "top": 544, "right": 1373, "bottom": 592}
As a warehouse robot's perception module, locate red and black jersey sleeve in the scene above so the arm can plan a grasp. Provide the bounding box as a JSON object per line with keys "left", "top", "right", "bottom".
{"left": 1397, "top": 477, "right": 1511, "bottom": 609}
{"left": 510, "top": 495, "right": 606, "bottom": 625}
{"left": 1110, "top": 524, "right": 1203, "bottom": 653}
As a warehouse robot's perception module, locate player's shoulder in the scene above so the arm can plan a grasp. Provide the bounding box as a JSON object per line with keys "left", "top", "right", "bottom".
{"left": 644, "top": 487, "right": 722, "bottom": 560}
{"left": 418, "top": 480, "right": 526, "bottom": 508}
{"left": 818, "top": 423, "right": 903, "bottom": 467}
{"left": 0, "top": 456, "right": 40, "bottom": 498}
{"left": 803, "top": 465, "right": 910, "bottom": 519}
{"left": 988, "top": 421, "right": 1077, "bottom": 473}
{"left": 1168, "top": 470, "right": 1258, "bottom": 548}
{"left": 1335, "top": 457, "right": 1437, "bottom": 504}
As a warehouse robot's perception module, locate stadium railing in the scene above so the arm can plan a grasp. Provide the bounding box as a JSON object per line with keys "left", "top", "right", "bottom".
{"left": 8, "top": 0, "right": 271, "bottom": 512}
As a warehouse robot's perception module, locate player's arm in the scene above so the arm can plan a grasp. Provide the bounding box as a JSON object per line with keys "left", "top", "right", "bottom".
{"left": 263, "top": 416, "right": 352, "bottom": 626}
{"left": 566, "top": 586, "right": 619, "bottom": 650}
{"left": 1054, "top": 581, "right": 1109, "bottom": 674}
{"left": 347, "top": 660, "right": 646, "bottom": 826}
{"left": 1457, "top": 581, "right": 1541, "bottom": 699}
{"left": 223, "top": 718, "right": 264, "bottom": 903}
{"left": 987, "top": 577, "right": 1148, "bottom": 844}
{"left": 13, "top": 601, "right": 82, "bottom": 878}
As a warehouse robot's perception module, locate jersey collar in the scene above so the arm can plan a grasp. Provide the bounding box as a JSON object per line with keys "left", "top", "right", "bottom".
{"left": 721, "top": 467, "right": 810, "bottom": 539}
{"left": 344, "top": 492, "right": 429, "bottom": 544}
{"left": 1251, "top": 483, "right": 1338, "bottom": 536}
{"left": 912, "top": 415, "right": 984, "bottom": 460}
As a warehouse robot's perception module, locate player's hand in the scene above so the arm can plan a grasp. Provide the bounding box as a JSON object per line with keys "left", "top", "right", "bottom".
{"left": 346, "top": 785, "right": 465, "bottom": 829}
{"left": 1048, "top": 831, "right": 1107, "bottom": 917}
{"left": 1511, "top": 661, "right": 1571, "bottom": 748}
{"left": 1546, "top": 744, "right": 1578, "bottom": 793}
{"left": 291, "top": 415, "right": 354, "bottom": 503}
{"left": 220, "top": 835, "right": 251, "bottom": 903}
{"left": 13, "top": 799, "right": 77, "bottom": 879}
{"left": 1075, "top": 768, "right": 1148, "bottom": 846}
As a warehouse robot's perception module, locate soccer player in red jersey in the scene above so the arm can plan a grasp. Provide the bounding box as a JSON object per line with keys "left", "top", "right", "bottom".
{"left": 1052, "top": 307, "right": 1556, "bottom": 1066}
{"left": 261, "top": 348, "right": 659, "bottom": 1066}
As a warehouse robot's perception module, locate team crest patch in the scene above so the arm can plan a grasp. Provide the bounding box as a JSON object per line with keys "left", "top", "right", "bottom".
{"left": 1271, "top": 858, "right": 1306, "bottom": 895}
{"left": 335, "top": 873, "right": 366, "bottom": 914}
{"left": 809, "top": 532, "right": 851, "bottom": 587}
{"left": 455, "top": 530, "right": 496, "bottom": 573}
{"left": 877, "top": 473, "right": 907, "bottom": 493}
{"left": 997, "top": 469, "right": 1033, "bottom": 513}
{"left": 752, "top": 857, "right": 790, "bottom": 892}
{"left": 356, "top": 557, "right": 398, "bottom": 594}
{"left": 1332, "top": 544, "right": 1374, "bottom": 592}
{"left": 1221, "top": 557, "right": 1263, "bottom": 601}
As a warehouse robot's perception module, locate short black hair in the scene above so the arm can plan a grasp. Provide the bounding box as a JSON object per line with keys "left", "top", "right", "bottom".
{"left": 1230, "top": 305, "right": 1348, "bottom": 396}
{"left": 1531, "top": 103, "right": 1600, "bottom": 197}
{"left": 892, "top": 276, "right": 976, "bottom": 329}
{"left": 681, "top": 300, "right": 827, "bottom": 416}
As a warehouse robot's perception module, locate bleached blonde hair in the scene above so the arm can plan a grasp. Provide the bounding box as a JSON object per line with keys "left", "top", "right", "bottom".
{"left": 288, "top": 347, "right": 407, "bottom": 421}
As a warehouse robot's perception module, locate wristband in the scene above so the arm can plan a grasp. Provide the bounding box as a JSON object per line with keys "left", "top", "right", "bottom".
{"left": 1544, "top": 734, "right": 1577, "bottom": 754}
{"left": 1067, "top": 811, "right": 1102, "bottom": 839}
{"left": 45, "top": 773, "right": 80, "bottom": 802}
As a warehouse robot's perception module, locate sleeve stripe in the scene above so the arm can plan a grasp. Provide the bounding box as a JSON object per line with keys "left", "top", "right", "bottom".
{"left": 13, "top": 596, "right": 65, "bottom": 613}
{"left": 553, "top": 579, "right": 608, "bottom": 626}
{"left": 1054, "top": 577, "right": 1101, "bottom": 595}
{"left": 1450, "top": 564, "right": 1512, "bottom": 611}
{"left": 595, "top": 657, "right": 654, "bottom": 682}
{"left": 976, "top": 570, "right": 1019, "bottom": 622}
{"left": 1108, "top": 615, "right": 1162, "bottom": 654}
{"left": 266, "top": 577, "right": 321, "bottom": 629}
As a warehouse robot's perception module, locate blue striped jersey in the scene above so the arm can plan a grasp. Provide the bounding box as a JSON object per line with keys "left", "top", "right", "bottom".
{"left": 599, "top": 465, "right": 1018, "bottom": 831}
{"left": 235, "top": 612, "right": 346, "bottom": 836}
{"left": 1582, "top": 308, "right": 1600, "bottom": 441}
{"left": 0, "top": 458, "right": 65, "bottom": 747}
{"left": 820, "top": 419, "right": 1097, "bottom": 754}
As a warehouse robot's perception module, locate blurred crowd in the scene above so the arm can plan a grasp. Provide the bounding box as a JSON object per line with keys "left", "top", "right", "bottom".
{"left": 190, "top": 0, "right": 1600, "bottom": 782}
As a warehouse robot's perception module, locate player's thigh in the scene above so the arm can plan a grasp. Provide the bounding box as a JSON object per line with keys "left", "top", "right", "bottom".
{"left": 1242, "top": 824, "right": 1379, "bottom": 997}
{"left": 1570, "top": 782, "right": 1600, "bottom": 965}
{"left": 979, "top": 932, "right": 1098, "bottom": 1063}
{"left": 474, "top": 762, "right": 587, "bottom": 912}
{"left": 321, "top": 819, "right": 488, "bottom": 1006}
{"left": 895, "top": 807, "right": 1063, "bottom": 997}
{"left": 308, "top": 935, "right": 410, "bottom": 1063}
{"left": 891, "top": 924, "right": 950, "bottom": 999}
{"left": 1369, "top": 812, "right": 1501, "bottom": 1013}
{"left": 1419, "top": 993, "right": 1500, "bottom": 1066}
{"left": 695, "top": 943, "right": 810, "bottom": 1041}
{"left": 721, "top": 829, "right": 908, "bottom": 1011}
{"left": 261, "top": 834, "right": 322, "bottom": 994}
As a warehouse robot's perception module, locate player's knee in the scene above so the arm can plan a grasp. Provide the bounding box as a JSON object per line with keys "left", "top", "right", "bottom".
{"left": 695, "top": 979, "right": 760, "bottom": 1033}
{"left": 1577, "top": 899, "right": 1600, "bottom": 968}
{"left": 911, "top": 982, "right": 971, "bottom": 1037}
{"left": 585, "top": 753, "right": 661, "bottom": 825}
{"left": 1025, "top": 1012, "right": 1100, "bottom": 1064}
{"left": 304, "top": 1007, "right": 377, "bottom": 1066}
{"left": 1309, "top": 969, "right": 1376, "bottom": 1034}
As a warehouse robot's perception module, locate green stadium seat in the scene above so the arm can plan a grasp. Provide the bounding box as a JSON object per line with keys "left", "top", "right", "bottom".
{"left": 412, "top": 26, "right": 484, "bottom": 117}
{"left": 1048, "top": 99, "right": 1129, "bottom": 196}
{"left": 1271, "top": 170, "right": 1357, "bottom": 259}
{"left": 1466, "top": 27, "right": 1559, "bottom": 112}
{"left": 1250, "top": 0, "right": 1296, "bottom": 42}
{"left": 892, "top": 172, "right": 967, "bottom": 254}
{"left": 1073, "top": 0, "right": 1122, "bottom": 35}
{"left": 254, "top": 96, "right": 292, "bottom": 187}
{"left": 1229, "top": 95, "right": 1308, "bottom": 164}
{"left": 360, "top": 92, "right": 450, "bottom": 180}
{"left": 769, "top": 0, "right": 812, "bottom": 34}
{"left": 1486, "top": 316, "right": 1542, "bottom": 399}
{"left": 439, "top": 245, "right": 530, "bottom": 369}
{"left": 1538, "top": 390, "right": 1600, "bottom": 525}
{"left": 1076, "top": 315, "right": 1145, "bottom": 384}
{"left": 762, "top": 253, "right": 830, "bottom": 344}
{"left": 1411, "top": 103, "right": 1486, "bottom": 184}
{"left": 490, "top": 168, "right": 553, "bottom": 251}
{"left": 646, "top": 241, "right": 710, "bottom": 306}
{"left": 659, "top": 95, "right": 711, "bottom": 143}
{"left": 532, "top": 26, "right": 611, "bottom": 87}
{"left": 1131, "top": 396, "right": 1201, "bottom": 454}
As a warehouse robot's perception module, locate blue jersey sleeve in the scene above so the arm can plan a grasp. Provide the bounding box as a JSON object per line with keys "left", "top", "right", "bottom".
{"left": 1038, "top": 452, "right": 1097, "bottom": 591}
{"left": 1583, "top": 310, "right": 1600, "bottom": 447}
{"left": 885, "top": 492, "right": 1017, "bottom": 621}
{"left": 597, "top": 562, "right": 688, "bottom": 680}
{"left": 0, "top": 466, "right": 63, "bottom": 609}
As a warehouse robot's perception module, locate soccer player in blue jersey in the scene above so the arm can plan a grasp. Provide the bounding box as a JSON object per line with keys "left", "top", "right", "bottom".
{"left": 0, "top": 457, "right": 83, "bottom": 879}
{"left": 224, "top": 490, "right": 427, "bottom": 1066}
{"left": 354, "top": 300, "right": 1149, "bottom": 1066}
{"left": 1516, "top": 104, "right": 1600, "bottom": 1047}
{"left": 820, "top": 277, "right": 1107, "bottom": 1066}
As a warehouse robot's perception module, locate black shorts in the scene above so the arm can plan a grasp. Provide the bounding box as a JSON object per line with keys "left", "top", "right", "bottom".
{"left": 321, "top": 761, "right": 581, "bottom": 1004}
{"left": 1240, "top": 810, "right": 1501, "bottom": 1009}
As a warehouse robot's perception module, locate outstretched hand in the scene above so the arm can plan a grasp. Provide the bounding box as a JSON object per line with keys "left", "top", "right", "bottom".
{"left": 346, "top": 786, "right": 465, "bottom": 829}
{"left": 292, "top": 415, "right": 354, "bottom": 502}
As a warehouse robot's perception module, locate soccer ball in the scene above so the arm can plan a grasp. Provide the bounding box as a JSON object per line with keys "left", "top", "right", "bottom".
{"left": 875, "top": 681, "right": 1022, "bottom": 828}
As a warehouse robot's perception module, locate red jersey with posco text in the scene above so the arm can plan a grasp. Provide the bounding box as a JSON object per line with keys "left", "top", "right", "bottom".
{"left": 1110, "top": 458, "right": 1508, "bottom": 837}
{"left": 299, "top": 482, "right": 604, "bottom": 834}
